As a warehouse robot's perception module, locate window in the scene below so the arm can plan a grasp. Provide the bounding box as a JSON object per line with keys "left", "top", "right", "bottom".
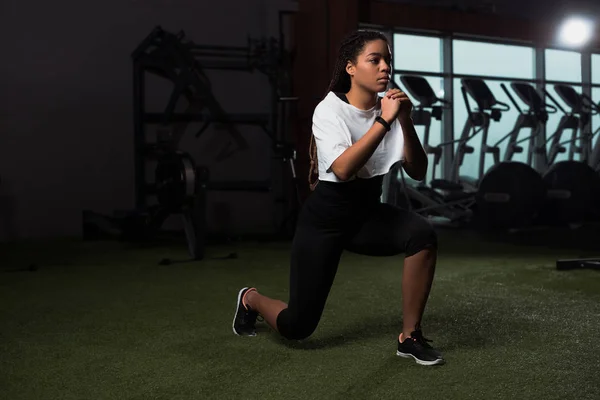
{"left": 451, "top": 40, "right": 535, "bottom": 180}
{"left": 545, "top": 49, "right": 582, "bottom": 83}
{"left": 393, "top": 34, "right": 442, "bottom": 73}
{"left": 453, "top": 40, "right": 534, "bottom": 79}
{"left": 593, "top": 54, "right": 600, "bottom": 84}
{"left": 392, "top": 31, "right": 598, "bottom": 183}
{"left": 392, "top": 33, "right": 444, "bottom": 184}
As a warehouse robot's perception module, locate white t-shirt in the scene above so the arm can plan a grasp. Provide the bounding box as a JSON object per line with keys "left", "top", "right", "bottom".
{"left": 311, "top": 91, "right": 405, "bottom": 183}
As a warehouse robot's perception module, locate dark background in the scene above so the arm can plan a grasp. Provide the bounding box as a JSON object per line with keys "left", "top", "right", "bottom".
{"left": 1, "top": 0, "right": 598, "bottom": 241}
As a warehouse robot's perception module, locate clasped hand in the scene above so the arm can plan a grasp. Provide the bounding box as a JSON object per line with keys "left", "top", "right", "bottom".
{"left": 381, "top": 88, "right": 412, "bottom": 124}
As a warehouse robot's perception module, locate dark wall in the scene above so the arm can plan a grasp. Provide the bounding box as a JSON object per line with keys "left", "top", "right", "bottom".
{"left": 379, "top": 0, "right": 600, "bottom": 21}
{"left": 0, "top": 0, "right": 297, "bottom": 241}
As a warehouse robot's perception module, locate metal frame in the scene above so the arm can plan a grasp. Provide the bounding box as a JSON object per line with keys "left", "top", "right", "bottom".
{"left": 534, "top": 47, "right": 547, "bottom": 172}
{"left": 128, "top": 26, "right": 301, "bottom": 251}
{"left": 441, "top": 36, "right": 454, "bottom": 180}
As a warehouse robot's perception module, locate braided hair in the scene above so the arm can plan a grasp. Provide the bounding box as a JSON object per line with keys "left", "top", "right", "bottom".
{"left": 308, "top": 29, "right": 389, "bottom": 191}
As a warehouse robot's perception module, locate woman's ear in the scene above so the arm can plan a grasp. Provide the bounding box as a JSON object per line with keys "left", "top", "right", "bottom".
{"left": 345, "top": 60, "right": 355, "bottom": 77}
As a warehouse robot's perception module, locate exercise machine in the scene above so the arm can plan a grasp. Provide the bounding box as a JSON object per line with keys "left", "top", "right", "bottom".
{"left": 505, "top": 82, "right": 557, "bottom": 173}
{"left": 382, "top": 75, "right": 475, "bottom": 225}
{"left": 592, "top": 100, "right": 600, "bottom": 171}
{"left": 459, "top": 78, "right": 547, "bottom": 230}
{"left": 83, "top": 26, "right": 299, "bottom": 261}
{"left": 539, "top": 85, "right": 600, "bottom": 225}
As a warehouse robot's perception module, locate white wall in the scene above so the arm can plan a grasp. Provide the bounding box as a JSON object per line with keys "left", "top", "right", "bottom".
{"left": 0, "top": 0, "right": 297, "bottom": 241}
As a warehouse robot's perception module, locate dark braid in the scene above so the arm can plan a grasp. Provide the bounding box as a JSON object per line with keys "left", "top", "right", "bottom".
{"left": 308, "top": 29, "right": 389, "bottom": 191}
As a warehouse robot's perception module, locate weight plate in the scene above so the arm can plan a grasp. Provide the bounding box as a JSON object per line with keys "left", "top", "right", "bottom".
{"left": 476, "top": 162, "right": 546, "bottom": 229}
{"left": 155, "top": 152, "right": 196, "bottom": 212}
{"left": 541, "top": 160, "right": 600, "bottom": 224}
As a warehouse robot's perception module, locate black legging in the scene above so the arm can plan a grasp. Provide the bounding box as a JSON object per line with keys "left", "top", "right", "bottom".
{"left": 276, "top": 175, "right": 438, "bottom": 340}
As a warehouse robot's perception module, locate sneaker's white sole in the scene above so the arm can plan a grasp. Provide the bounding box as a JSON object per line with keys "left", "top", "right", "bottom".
{"left": 232, "top": 287, "right": 256, "bottom": 336}
{"left": 396, "top": 351, "right": 445, "bottom": 366}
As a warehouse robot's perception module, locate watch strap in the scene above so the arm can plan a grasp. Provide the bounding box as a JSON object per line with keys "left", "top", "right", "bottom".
{"left": 375, "top": 116, "right": 391, "bottom": 132}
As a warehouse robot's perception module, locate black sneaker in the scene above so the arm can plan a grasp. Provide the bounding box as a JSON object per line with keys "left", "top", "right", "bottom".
{"left": 232, "top": 287, "right": 259, "bottom": 336}
{"left": 396, "top": 330, "right": 445, "bottom": 366}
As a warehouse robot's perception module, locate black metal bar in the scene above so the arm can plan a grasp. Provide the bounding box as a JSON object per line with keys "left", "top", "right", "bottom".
{"left": 581, "top": 93, "right": 600, "bottom": 113}
{"left": 450, "top": 32, "right": 535, "bottom": 47}
{"left": 542, "top": 88, "right": 567, "bottom": 114}
{"left": 556, "top": 258, "right": 600, "bottom": 270}
{"left": 131, "top": 26, "right": 164, "bottom": 59}
{"left": 392, "top": 69, "right": 598, "bottom": 89}
{"left": 442, "top": 35, "right": 454, "bottom": 181}
{"left": 162, "top": 78, "right": 187, "bottom": 126}
{"left": 500, "top": 83, "right": 523, "bottom": 114}
{"left": 461, "top": 84, "right": 475, "bottom": 119}
{"left": 387, "top": 26, "right": 446, "bottom": 38}
{"left": 534, "top": 46, "right": 548, "bottom": 172}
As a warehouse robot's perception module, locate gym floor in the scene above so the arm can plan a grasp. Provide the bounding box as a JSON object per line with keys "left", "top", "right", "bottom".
{"left": 1, "top": 225, "right": 599, "bottom": 399}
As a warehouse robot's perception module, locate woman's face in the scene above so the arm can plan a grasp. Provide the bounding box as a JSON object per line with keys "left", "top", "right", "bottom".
{"left": 346, "top": 39, "right": 392, "bottom": 94}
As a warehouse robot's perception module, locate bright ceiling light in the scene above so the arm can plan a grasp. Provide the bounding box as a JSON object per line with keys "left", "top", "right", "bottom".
{"left": 558, "top": 17, "right": 594, "bottom": 47}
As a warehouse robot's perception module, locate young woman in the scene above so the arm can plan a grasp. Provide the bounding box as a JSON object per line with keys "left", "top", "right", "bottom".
{"left": 232, "top": 29, "right": 444, "bottom": 366}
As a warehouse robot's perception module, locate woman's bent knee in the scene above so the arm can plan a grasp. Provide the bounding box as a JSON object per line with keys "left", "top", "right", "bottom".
{"left": 276, "top": 309, "right": 319, "bottom": 340}
{"left": 406, "top": 215, "right": 438, "bottom": 257}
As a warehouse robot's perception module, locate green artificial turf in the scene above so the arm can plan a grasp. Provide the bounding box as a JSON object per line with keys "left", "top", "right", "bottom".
{"left": 1, "top": 227, "right": 599, "bottom": 399}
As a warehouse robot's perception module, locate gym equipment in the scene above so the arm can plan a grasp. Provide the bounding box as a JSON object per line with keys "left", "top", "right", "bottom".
{"left": 506, "top": 82, "right": 557, "bottom": 173}
{"left": 383, "top": 75, "right": 475, "bottom": 226}
{"left": 399, "top": 75, "right": 447, "bottom": 183}
{"left": 83, "top": 25, "right": 299, "bottom": 261}
{"left": 454, "top": 78, "right": 510, "bottom": 188}
{"left": 539, "top": 85, "right": 600, "bottom": 225}
{"left": 132, "top": 26, "right": 291, "bottom": 203}
{"left": 592, "top": 96, "right": 600, "bottom": 172}
{"left": 154, "top": 151, "right": 197, "bottom": 213}
{"left": 154, "top": 150, "right": 207, "bottom": 260}
{"left": 459, "top": 78, "right": 547, "bottom": 230}
{"left": 556, "top": 257, "right": 600, "bottom": 271}
{"left": 543, "top": 85, "right": 594, "bottom": 165}
{"left": 592, "top": 133, "right": 600, "bottom": 173}
{"left": 558, "top": 88, "right": 600, "bottom": 172}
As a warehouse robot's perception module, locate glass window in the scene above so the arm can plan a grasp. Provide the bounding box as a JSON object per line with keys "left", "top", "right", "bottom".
{"left": 545, "top": 49, "right": 582, "bottom": 83}
{"left": 453, "top": 40, "right": 534, "bottom": 79}
{"left": 453, "top": 78, "right": 532, "bottom": 180}
{"left": 592, "top": 54, "right": 600, "bottom": 83}
{"left": 393, "top": 34, "right": 442, "bottom": 73}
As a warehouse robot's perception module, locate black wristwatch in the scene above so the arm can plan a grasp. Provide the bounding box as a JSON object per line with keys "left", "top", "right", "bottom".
{"left": 375, "top": 116, "right": 391, "bottom": 132}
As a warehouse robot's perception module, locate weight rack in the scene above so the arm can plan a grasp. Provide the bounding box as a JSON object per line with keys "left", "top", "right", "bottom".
{"left": 127, "top": 26, "right": 298, "bottom": 260}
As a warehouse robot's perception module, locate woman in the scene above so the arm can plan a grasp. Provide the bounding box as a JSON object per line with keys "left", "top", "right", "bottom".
{"left": 232, "top": 29, "right": 444, "bottom": 366}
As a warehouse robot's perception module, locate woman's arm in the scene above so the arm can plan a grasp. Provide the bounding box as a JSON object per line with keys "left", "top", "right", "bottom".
{"left": 399, "top": 116, "right": 428, "bottom": 181}
{"left": 329, "top": 121, "right": 389, "bottom": 181}
{"left": 329, "top": 92, "right": 402, "bottom": 181}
